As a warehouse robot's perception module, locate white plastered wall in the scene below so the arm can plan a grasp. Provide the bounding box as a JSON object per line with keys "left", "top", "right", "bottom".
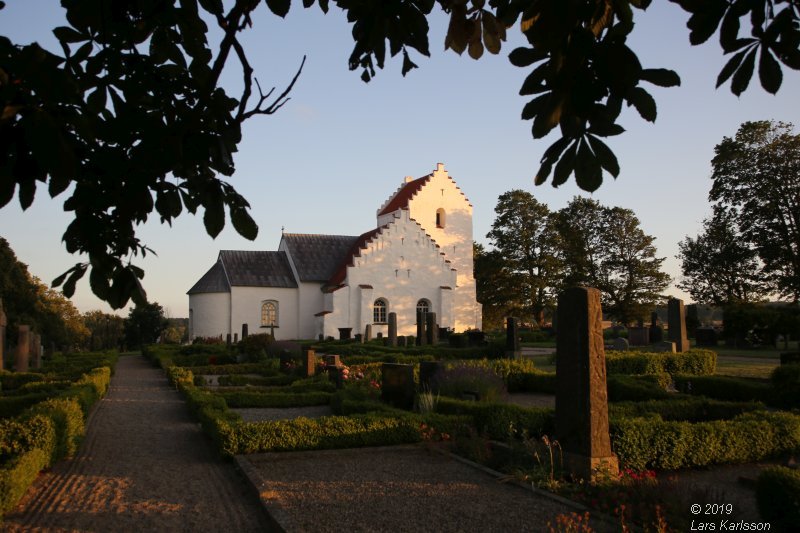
{"left": 188, "top": 292, "right": 230, "bottom": 340}
{"left": 230, "top": 286, "right": 299, "bottom": 340}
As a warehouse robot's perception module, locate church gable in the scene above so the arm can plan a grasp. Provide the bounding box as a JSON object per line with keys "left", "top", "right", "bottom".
{"left": 187, "top": 260, "right": 230, "bottom": 294}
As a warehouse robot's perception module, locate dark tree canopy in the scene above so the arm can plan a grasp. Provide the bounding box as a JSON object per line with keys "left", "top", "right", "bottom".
{"left": 708, "top": 120, "right": 800, "bottom": 302}
{"left": 124, "top": 301, "right": 168, "bottom": 348}
{"left": 1, "top": 0, "right": 797, "bottom": 309}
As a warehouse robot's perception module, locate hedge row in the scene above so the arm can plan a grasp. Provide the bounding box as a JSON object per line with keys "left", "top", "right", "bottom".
{"left": 609, "top": 398, "right": 766, "bottom": 422}
{"left": 605, "top": 349, "right": 717, "bottom": 376}
{"left": 672, "top": 375, "right": 774, "bottom": 404}
{"left": 218, "top": 391, "right": 332, "bottom": 408}
{"left": 314, "top": 341, "right": 505, "bottom": 361}
{"left": 216, "top": 374, "right": 296, "bottom": 387}
{"left": 435, "top": 397, "right": 554, "bottom": 441}
{"left": 756, "top": 466, "right": 800, "bottom": 532}
{"left": 505, "top": 371, "right": 674, "bottom": 402}
{"left": 611, "top": 411, "right": 800, "bottom": 471}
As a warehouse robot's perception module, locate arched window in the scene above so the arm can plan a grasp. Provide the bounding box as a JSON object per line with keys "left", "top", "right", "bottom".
{"left": 373, "top": 298, "right": 388, "bottom": 323}
{"left": 416, "top": 299, "right": 430, "bottom": 318}
{"left": 261, "top": 300, "right": 278, "bottom": 327}
{"left": 435, "top": 208, "right": 446, "bottom": 228}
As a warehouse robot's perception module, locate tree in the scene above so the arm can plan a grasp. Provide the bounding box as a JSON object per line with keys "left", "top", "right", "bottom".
{"left": 124, "top": 301, "right": 168, "bottom": 348}
{"left": 709, "top": 120, "right": 800, "bottom": 302}
{"left": 677, "top": 206, "right": 768, "bottom": 305}
{"left": 554, "top": 197, "right": 670, "bottom": 323}
{"left": 486, "top": 190, "right": 562, "bottom": 326}
{"left": 474, "top": 241, "right": 516, "bottom": 330}
{"left": 83, "top": 310, "right": 125, "bottom": 350}
{"left": 2, "top": 1, "right": 797, "bottom": 308}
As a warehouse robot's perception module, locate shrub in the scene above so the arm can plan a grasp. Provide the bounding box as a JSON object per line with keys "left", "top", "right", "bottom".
{"left": 672, "top": 375, "right": 774, "bottom": 404}
{"left": 431, "top": 365, "right": 507, "bottom": 402}
{"left": 217, "top": 391, "right": 332, "bottom": 408}
{"left": 0, "top": 449, "right": 50, "bottom": 515}
{"left": 519, "top": 330, "right": 550, "bottom": 343}
{"left": 611, "top": 411, "right": 800, "bottom": 471}
{"left": 0, "top": 371, "right": 45, "bottom": 391}
{"left": 507, "top": 371, "right": 556, "bottom": 393}
{"left": 183, "top": 363, "right": 278, "bottom": 376}
{"left": 0, "top": 392, "right": 55, "bottom": 419}
{"left": 435, "top": 397, "right": 554, "bottom": 440}
{"left": 756, "top": 466, "right": 800, "bottom": 532}
{"left": 217, "top": 374, "right": 295, "bottom": 387}
{"left": 607, "top": 374, "right": 672, "bottom": 401}
{"left": 239, "top": 333, "right": 274, "bottom": 359}
{"left": 605, "top": 349, "right": 717, "bottom": 376}
{"left": 30, "top": 398, "right": 85, "bottom": 462}
{"left": 0, "top": 414, "right": 56, "bottom": 463}
{"left": 771, "top": 364, "right": 800, "bottom": 408}
{"left": 609, "top": 398, "right": 765, "bottom": 422}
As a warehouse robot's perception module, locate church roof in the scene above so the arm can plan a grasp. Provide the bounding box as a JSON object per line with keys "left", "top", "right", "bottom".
{"left": 187, "top": 261, "right": 230, "bottom": 294}
{"left": 377, "top": 175, "right": 430, "bottom": 216}
{"left": 282, "top": 234, "right": 361, "bottom": 282}
{"left": 327, "top": 227, "right": 383, "bottom": 286}
{"left": 218, "top": 250, "right": 297, "bottom": 288}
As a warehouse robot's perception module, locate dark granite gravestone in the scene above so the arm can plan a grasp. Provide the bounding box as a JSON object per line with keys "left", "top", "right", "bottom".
{"left": 364, "top": 324, "right": 372, "bottom": 342}
{"left": 627, "top": 327, "right": 649, "bottom": 346}
{"left": 16, "top": 325, "right": 30, "bottom": 372}
{"left": 328, "top": 366, "right": 344, "bottom": 389}
{"left": 416, "top": 311, "right": 426, "bottom": 346}
{"left": 241, "top": 323, "right": 248, "bottom": 339}
{"left": 226, "top": 333, "right": 232, "bottom": 347}
{"left": 655, "top": 341, "right": 677, "bottom": 353}
{"left": 694, "top": 327, "right": 718, "bottom": 347}
{"left": 388, "top": 312, "right": 398, "bottom": 347}
{"left": 323, "top": 354, "right": 341, "bottom": 367}
{"left": 407, "top": 335, "right": 416, "bottom": 347}
{"left": 611, "top": 337, "right": 629, "bottom": 351}
{"left": 381, "top": 363, "right": 415, "bottom": 410}
{"left": 649, "top": 311, "right": 663, "bottom": 343}
{"left": 505, "top": 317, "right": 521, "bottom": 358}
{"left": 354, "top": 334, "right": 363, "bottom": 343}
{"left": 419, "top": 361, "right": 441, "bottom": 392}
{"left": 318, "top": 334, "right": 324, "bottom": 341}
{"left": 555, "top": 287, "right": 618, "bottom": 482}
{"left": 303, "top": 349, "right": 316, "bottom": 377}
{"left": 426, "top": 312, "right": 438, "bottom": 345}
{"left": 338, "top": 328, "right": 352, "bottom": 340}
{"left": 377, "top": 332, "right": 383, "bottom": 339}
{"left": 668, "top": 298, "right": 690, "bottom": 352}
{"left": 234, "top": 333, "right": 239, "bottom": 343}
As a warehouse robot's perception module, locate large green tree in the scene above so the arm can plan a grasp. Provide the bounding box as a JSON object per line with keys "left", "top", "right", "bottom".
{"left": 1, "top": 1, "right": 797, "bottom": 308}
{"left": 486, "top": 189, "right": 562, "bottom": 326}
{"left": 474, "top": 241, "right": 516, "bottom": 330}
{"left": 708, "top": 120, "right": 800, "bottom": 302}
{"left": 124, "top": 301, "right": 168, "bottom": 348}
{"left": 677, "top": 206, "right": 769, "bottom": 305}
{"left": 554, "top": 197, "right": 670, "bottom": 323}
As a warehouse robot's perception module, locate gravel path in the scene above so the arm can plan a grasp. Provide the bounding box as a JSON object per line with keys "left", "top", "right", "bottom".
{"left": 3, "top": 354, "right": 271, "bottom": 532}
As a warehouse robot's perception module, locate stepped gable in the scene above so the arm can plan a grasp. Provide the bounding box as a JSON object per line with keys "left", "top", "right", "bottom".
{"left": 187, "top": 261, "right": 230, "bottom": 294}
{"left": 217, "top": 250, "right": 297, "bottom": 288}
{"left": 282, "top": 233, "right": 361, "bottom": 282}
{"left": 377, "top": 175, "right": 431, "bottom": 216}
{"left": 326, "top": 227, "right": 384, "bottom": 287}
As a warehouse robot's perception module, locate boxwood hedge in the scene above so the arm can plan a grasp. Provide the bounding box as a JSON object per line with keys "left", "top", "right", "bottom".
{"left": 605, "top": 349, "right": 716, "bottom": 376}
{"left": 756, "top": 466, "right": 800, "bottom": 532}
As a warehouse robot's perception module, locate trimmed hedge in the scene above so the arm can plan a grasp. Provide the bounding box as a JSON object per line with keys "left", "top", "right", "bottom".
{"left": 0, "top": 371, "right": 45, "bottom": 391}
{"left": 605, "top": 349, "right": 716, "bottom": 376}
{"left": 672, "top": 375, "right": 774, "bottom": 404}
{"left": 435, "top": 397, "right": 554, "bottom": 440}
{"left": 771, "top": 364, "right": 800, "bottom": 408}
{"left": 216, "top": 374, "right": 295, "bottom": 387}
{"left": 607, "top": 374, "right": 672, "bottom": 401}
{"left": 0, "top": 449, "right": 50, "bottom": 515}
{"left": 506, "top": 371, "right": 556, "bottom": 393}
{"left": 183, "top": 363, "right": 279, "bottom": 376}
{"left": 0, "top": 392, "right": 55, "bottom": 419}
{"left": 611, "top": 411, "right": 800, "bottom": 471}
{"left": 30, "top": 398, "right": 85, "bottom": 462}
{"left": 314, "top": 341, "right": 505, "bottom": 361}
{"left": 609, "top": 398, "right": 766, "bottom": 422}
{"left": 756, "top": 466, "right": 800, "bottom": 532}
{"left": 218, "top": 391, "right": 332, "bottom": 408}
{"left": 0, "top": 414, "right": 55, "bottom": 463}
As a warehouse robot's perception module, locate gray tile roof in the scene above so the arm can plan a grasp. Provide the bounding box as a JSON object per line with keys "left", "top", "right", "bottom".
{"left": 187, "top": 261, "right": 230, "bottom": 294}
{"left": 282, "top": 234, "right": 360, "bottom": 282}
{"left": 218, "top": 250, "right": 298, "bottom": 288}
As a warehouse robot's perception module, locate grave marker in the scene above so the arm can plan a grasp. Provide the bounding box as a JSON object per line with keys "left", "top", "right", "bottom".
{"left": 16, "top": 325, "right": 30, "bottom": 373}
{"left": 555, "top": 287, "right": 618, "bottom": 482}
{"left": 612, "top": 337, "right": 629, "bottom": 351}
{"left": 303, "top": 349, "right": 316, "bottom": 377}
{"left": 381, "top": 363, "right": 415, "bottom": 410}
{"left": 388, "top": 312, "right": 398, "bottom": 347}
{"left": 364, "top": 324, "right": 372, "bottom": 342}
{"left": 505, "top": 317, "right": 521, "bottom": 358}
{"left": 426, "top": 312, "right": 438, "bottom": 345}
{"left": 667, "top": 298, "right": 690, "bottom": 352}
{"left": 416, "top": 311, "right": 426, "bottom": 346}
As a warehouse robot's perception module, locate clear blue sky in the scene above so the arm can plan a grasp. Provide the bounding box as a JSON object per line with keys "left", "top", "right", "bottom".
{"left": 1, "top": 2, "right": 799, "bottom": 318}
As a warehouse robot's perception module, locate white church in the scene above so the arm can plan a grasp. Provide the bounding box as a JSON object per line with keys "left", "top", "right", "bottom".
{"left": 187, "top": 163, "right": 482, "bottom": 341}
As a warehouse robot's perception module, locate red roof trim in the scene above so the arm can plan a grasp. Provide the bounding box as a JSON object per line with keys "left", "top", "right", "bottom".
{"left": 327, "top": 228, "right": 383, "bottom": 286}
{"left": 378, "top": 175, "right": 430, "bottom": 216}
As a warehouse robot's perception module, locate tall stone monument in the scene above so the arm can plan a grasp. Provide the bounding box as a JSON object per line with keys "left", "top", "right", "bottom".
{"left": 16, "top": 325, "right": 31, "bottom": 373}
{"left": 667, "top": 298, "right": 690, "bottom": 352}
{"left": 416, "top": 311, "right": 426, "bottom": 346}
{"left": 555, "top": 287, "right": 618, "bottom": 481}
{"left": 505, "top": 317, "right": 521, "bottom": 359}
{"left": 364, "top": 324, "right": 372, "bottom": 343}
{"left": 388, "top": 312, "right": 398, "bottom": 347}
{"left": 425, "top": 312, "right": 438, "bottom": 345}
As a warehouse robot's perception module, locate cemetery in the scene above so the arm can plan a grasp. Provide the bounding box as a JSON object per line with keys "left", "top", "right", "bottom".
{"left": 1, "top": 291, "right": 799, "bottom": 530}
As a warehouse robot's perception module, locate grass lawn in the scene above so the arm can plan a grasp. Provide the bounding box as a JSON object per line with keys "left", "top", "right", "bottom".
{"left": 702, "top": 339, "right": 797, "bottom": 358}
{"left": 714, "top": 356, "right": 779, "bottom": 379}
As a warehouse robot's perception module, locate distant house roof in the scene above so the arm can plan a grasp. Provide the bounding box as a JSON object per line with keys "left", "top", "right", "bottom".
{"left": 327, "top": 227, "right": 383, "bottom": 287}
{"left": 377, "top": 175, "right": 431, "bottom": 216}
{"left": 187, "top": 261, "right": 230, "bottom": 294}
{"left": 218, "top": 250, "right": 298, "bottom": 288}
{"left": 282, "top": 234, "right": 360, "bottom": 282}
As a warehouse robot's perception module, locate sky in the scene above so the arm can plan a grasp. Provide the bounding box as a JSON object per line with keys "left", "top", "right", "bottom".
{"left": 1, "top": 2, "right": 799, "bottom": 318}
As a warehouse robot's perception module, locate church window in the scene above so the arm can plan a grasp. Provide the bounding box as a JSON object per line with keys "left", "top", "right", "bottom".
{"left": 373, "top": 298, "right": 388, "bottom": 323}
{"left": 436, "top": 208, "right": 446, "bottom": 228}
{"left": 261, "top": 300, "right": 278, "bottom": 327}
{"left": 416, "top": 299, "right": 430, "bottom": 317}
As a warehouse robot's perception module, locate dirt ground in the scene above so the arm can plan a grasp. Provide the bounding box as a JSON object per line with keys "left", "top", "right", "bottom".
{"left": 3, "top": 355, "right": 272, "bottom": 532}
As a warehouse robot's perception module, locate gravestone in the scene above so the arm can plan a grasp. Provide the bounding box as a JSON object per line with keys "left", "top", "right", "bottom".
{"left": 388, "top": 312, "right": 398, "bottom": 347}
{"left": 0, "top": 298, "right": 6, "bottom": 365}
{"left": 364, "top": 324, "right": 372, "bottom": 342}
{"left": 397, "top": 336, "right": 406, "bottom": 347}
{"left": 32, "top": 333, "right": 41, "bottom": 369}
{"left": 694, "top": 327, "right": 718, "bottom": 347}
{"left": 667, "top": 298, "right": 690, "bottom": 352}
{"left": 376, "top": 332, "right": 383, "bottom": 339}
{"left": 381, "top": 363, "right": 415, "bottom": 410}
{"left": 655, "top": 341, "right": 676, "bottom": 353}
{"left": 555, "top": 287, "right": 618, "bottom": 482}
{"left": 426, "top": 312, "right": 438, "bottom": 345}
{"left": 419, "top": 361, "right": 441, "bottom": 392}
{"left": 416, "top": 312, "right": 426, "bottom": 346}
{"left": 16, "top": 325, "right": 30, "bottom": 373}
{"left": 627, "top": 327, "right": 649, "bottom": 346}
{"left": 324, "top": 354, "right": 341, "bottom": 367}
{"left": 649, "top": 311, "right": 663, "bottom": 343}
{"left": 354, "top": 333, "right": 363, "bottom": 343}
{"left": 303, "top": 349, "right": 316, "bottom": 377}
{"left": 505, "top": 317, "right": 521, "bottom": 359}
{"left": 241, "top": 323, "right": 248, "bottom": 339}
{"left": 226, "top": 333, "right": 232, "bottom": 347}
{"left": 612, "top": 337, "right": 629, "bottom": 351}
{"left": 234, "top": 333, "right": 239, "bottom": 343}
{"left": 338, "top": 328, "right": 352, "bottom": 340}
{"left": 328, "top": 366, "right": 344, "bottom": 389}
{"left": 318, "top": 334, "right": 324, "bottom": 342}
